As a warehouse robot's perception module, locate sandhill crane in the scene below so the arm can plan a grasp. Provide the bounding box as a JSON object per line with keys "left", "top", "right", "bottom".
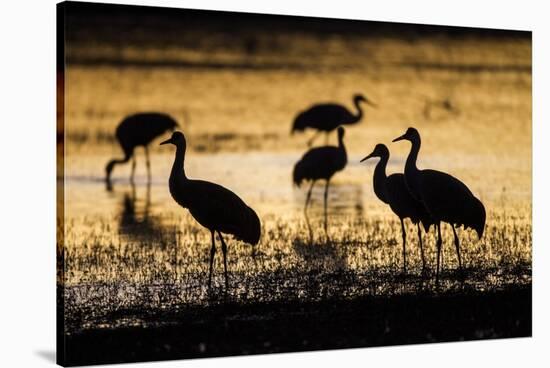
{"left": 360, "top": 144, "right": 433, "bottom": 272}
{"left": 393, "top": 127, "right": 486, "bottom": 281}
{"left": 105, "top": 112, "right": 178, "bottom": 188}
{"left": 291, "top": 94, "right": 376, "bottom": 146}
{"left": 160, "top": 131, "right": 261, "bottom": 288}
{"left": 293, "top": 126, "right": 348, "bottom": 237}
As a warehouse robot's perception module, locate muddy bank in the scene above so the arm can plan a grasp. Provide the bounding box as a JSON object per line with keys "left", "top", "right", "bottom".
{"left": 60, "top": 284, "right": 531, "bottom": 366}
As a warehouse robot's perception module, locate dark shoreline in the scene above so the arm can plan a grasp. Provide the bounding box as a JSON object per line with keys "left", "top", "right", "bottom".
{"left": 59, "top": 284, "right": 531, "bottom": 366}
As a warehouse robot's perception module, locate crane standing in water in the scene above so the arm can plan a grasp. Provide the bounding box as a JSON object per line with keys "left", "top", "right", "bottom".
{"left": 105, "top": 112, "right": 178, "bottom": 188}
{"left": 293, "top": 126, "right": 348, "bottom": 237}
{"left": 160, "top": 131, "right": 261, "bottom": 288}
{"left": 393, "top": 127, "right": 486, "bottom": 282}
{"left": 360, "top": 144, "right": 433, "bottom": 272}
{"left": 291, "top": 94, "right": 376, "bottom": 146}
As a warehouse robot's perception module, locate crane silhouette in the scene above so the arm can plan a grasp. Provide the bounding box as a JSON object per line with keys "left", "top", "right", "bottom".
{"left": 293, "top": 126, "right": 348, "bottom": 238}
{"left": 160, "top": 131, "right": 261, "bottom": 288}
{"left": 291, "top": 94, "right": 376, "bottom": 146}
{"left": 105, "top": 112, "right": 179, "bottom": 188}
{"left": 360, "top": 144, "right": 433, "bottom": 273}
{"left": 393, "top": 127, "right": 486, "bottom": 281}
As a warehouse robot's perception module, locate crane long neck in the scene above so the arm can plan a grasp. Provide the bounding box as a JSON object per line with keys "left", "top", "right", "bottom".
{"left": 112, "top": 155, "right": 131, "bottom": 165}
{"left": 106, "top": 153, "right": 132, "bottom": 180}
{"left": 107, "top": 157, "right": 128, "bottom": 171}
{"left": 353, "top": 99, "right": 363, "bottom": 122}
{"left": 404, "top": 137, "right": 422, "bottom": 200}
{"left": 171, "top": 144, "right": 187, "bottom": 181}
{"left": 405, "top": 138, "right": 420, "bottom": 175}
{"left": 373, "top": 154, "right": 390, "bottom": 204}
{"left": 338, "top": 133, "right": 347, "bottom": 155}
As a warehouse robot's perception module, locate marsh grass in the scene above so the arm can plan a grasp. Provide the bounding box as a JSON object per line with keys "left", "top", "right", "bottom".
{"left": 61, "top": 205, "right": 531, "bottom": 334}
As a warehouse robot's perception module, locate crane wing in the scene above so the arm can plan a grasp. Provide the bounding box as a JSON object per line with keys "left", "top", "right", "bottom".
{"left": 185, "top": 180, "right": 258, "bottom": 241}
{"left": 386, "top": 174, "right": 430, "bottom": 223}
{"left": 296, "top": 146, "right": 344, "bottom": 180}
{"left": 298, "top": 104, "right": 355, "bottom": 127}
{"left": 420, "top": 169, "right": 475, "bottom": 222}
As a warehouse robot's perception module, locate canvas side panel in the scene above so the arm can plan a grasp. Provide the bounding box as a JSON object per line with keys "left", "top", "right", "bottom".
{"left": 56, "top": 2, "right": 66, "bottom": 366}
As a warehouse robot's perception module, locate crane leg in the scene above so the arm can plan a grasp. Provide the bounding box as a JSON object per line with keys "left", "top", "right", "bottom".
{"left": 417, "top": 223, "right": 426, "bottom": 271}
{"left": 130, "top": 156, "right": 136, "bottom": 184}
{"left": 145, "top": 145, "right": 151, "bottom": 182}
{"left": 452, "top": 225, "right": 463, "bottom": 271}
{"left": 436, "top": 222, "right": 442, "bottom": 284}
{"left": 400, "top": 218, "right": 407, "bottom": 274}
{"left": 218, "top": 231, "right": 229, "bottom": 289}
{"left": 208, "top": 230, "right": 216, "bottom": 288}
{"left": 304, "top": 180, "right": 316, "bottom": 242}
{"left": 323, "top": 180, "right": 330, "bottom": 238}
{"left": 174, "top": 223, "right": 178, "bottom": 281}
{"left": 304, "top": 180, "right": 316, "bottom": 214}
{"left": 145, "top": 180, "right": 151, "bottom": 218}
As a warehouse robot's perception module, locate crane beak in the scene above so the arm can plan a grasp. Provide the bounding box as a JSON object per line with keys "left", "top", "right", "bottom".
{"left": 360, "top": 152, "right": 374, "bottom": 162}
{"left": 392, "top": 133, "right": 407, "bottom": 142}
{"left": 366, "top": 99, "right": 378, "bottom": 108}
{"left": 160, "top": 138, "right": 172, "bottom": 145}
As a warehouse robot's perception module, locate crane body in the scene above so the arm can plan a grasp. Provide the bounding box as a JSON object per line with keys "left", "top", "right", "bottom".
{"left": 293, "top": 127, "right": 348, "bottom": 237}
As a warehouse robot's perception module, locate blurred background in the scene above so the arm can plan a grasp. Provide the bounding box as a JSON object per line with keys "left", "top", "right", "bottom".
{"left": 61, "top": 1, "right": 531, "bottom": 211}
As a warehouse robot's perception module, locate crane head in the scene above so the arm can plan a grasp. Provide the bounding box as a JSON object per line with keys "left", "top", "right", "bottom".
{"left": 160, "top": 131, "right": 186, "bottom": 148}
{"left": 360, "top": 143, "right": 388, "bottom": 162}
{"left": 392, "top": 127, "right": 420, "bottom": 143}
{"left": 354, "top": 94, "right": 377, "bottom": 108}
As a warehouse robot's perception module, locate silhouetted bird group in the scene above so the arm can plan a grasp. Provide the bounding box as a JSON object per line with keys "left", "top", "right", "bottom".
{"left": 360, "top": 129, "right": 485, "bottom": 282}
{"left": 104, "top": 93, "right": 486, "bottom": 288}
{"left": 392, "top": 127, "right": 485, "bottom": 281}
{"left": 360, "top": 143, "right": 433, "bottom": 273}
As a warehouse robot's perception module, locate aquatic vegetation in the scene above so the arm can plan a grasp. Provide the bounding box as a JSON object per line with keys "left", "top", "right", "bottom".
{"left": 61, "top": 202, "right": 531, "bottom": 333}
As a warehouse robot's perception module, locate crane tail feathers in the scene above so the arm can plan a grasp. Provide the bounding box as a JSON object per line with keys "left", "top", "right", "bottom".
{"left": 473, "top": 197, "right": 486, "bottom": 239}
{"left": 242, "top": 206, "right": 261, "bottom": 245}
{"left": 462, "top": 196, "right": 486, "bottom": 239}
